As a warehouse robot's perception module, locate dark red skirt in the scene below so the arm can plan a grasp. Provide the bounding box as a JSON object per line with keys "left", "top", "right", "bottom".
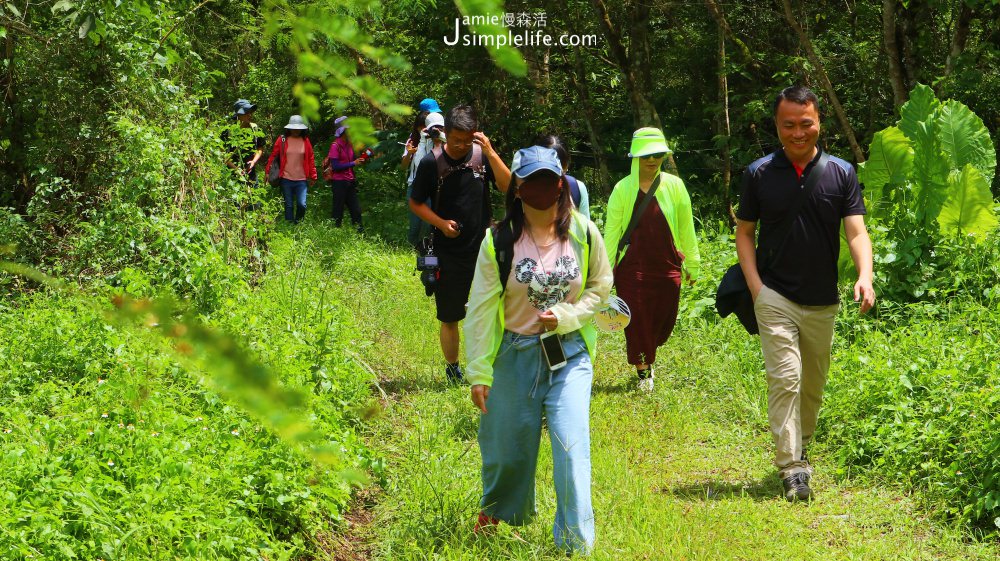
{"left": 614, "top": 191, "right": 683, "bottom": 366}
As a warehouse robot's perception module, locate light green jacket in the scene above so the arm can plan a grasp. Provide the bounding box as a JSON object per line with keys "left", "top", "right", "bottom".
{"left": 604, "top": 169, "right": 701, "bottom": 281}
{"left": 464, "top": 212, "right": 613, "bottom": 387}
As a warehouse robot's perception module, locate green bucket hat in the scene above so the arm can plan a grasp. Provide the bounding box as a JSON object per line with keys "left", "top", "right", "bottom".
{"left": 628, "top": 127, "right": 671, "bottom": 158}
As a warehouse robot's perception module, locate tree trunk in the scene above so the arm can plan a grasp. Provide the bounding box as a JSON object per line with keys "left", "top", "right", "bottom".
{"left": 881, "top": 0, "right": 908, "bottom": 109}
{"left": 525, "top": 46, "right": 551, "bottom": 106}
{"left": 589, "top": 0, "right": 661, "bottom": 131}
{"left": 944, "top": 2, "right": 974, "bottom": 78}
{"left": 717, "top": 25, "right": 736, "bottom": 226}
{"left": 780, "top": 0, "right": 866, "bottom": 163}
{"left": 703, "top": 0, "right": 755, "bottom": 67}
{"left": 1, "top": 26, "right": 28, "bottom": 212}
{"left": 569, "top": 46, "right": 613, "bottom": 196}
{"left": 590, "top": 0, "right": 677, "bottom": 173}
{"left": 898, "top": 5, "right": 919, "bottom": 87}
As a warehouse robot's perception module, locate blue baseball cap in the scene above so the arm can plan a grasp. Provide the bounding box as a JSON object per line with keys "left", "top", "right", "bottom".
{"left": 511, "top": 146, "right": 563, "bottom": 179}
{"left": 418, "top": 98, "right": 442, "bottom": 113}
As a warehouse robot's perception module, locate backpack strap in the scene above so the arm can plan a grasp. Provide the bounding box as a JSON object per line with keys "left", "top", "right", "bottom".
{"left": 432, "top": 144, "right": 485, "bottom": 189}
{"left": 614, "top": 173, "right": 662, "bottom": 266}
{"left": 566, "top": 175, "right": 582, "bottom": 209}
{"left": 493, "top": 222, "right": 516, "bottom": 293}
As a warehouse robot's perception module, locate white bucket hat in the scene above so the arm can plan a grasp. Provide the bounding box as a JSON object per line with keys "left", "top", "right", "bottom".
{"left": 284, "top": 115, "right": 309, "bottom": 130}
{"left": 593, "top": 295, "right": 631, "bottom": 332}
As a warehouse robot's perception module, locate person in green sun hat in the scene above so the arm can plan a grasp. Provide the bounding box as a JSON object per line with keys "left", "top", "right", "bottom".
{"left": 603, "top": 127, "right": 700, "bottom": 393}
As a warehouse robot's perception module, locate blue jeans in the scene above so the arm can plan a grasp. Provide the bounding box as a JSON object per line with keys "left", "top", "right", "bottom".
{"left": 280, "top": 178, "right": 308, "bottom": 223}
{"left": 478, "top": 330, "right": 595, "bottom": 553}
{"left": 406, "top": 184, "right": 430, "bottom": 248}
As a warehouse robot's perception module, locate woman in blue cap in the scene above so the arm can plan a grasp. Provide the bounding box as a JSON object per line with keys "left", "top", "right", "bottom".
{"left": 464, "top": 145, "right": 612, "bottom": 554}
{"left": 603, "top": 128, "right": 700, "bottom": 392}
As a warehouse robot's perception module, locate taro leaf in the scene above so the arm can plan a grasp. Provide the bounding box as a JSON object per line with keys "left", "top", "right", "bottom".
{"left": 899, "top": 83, "right": 940, "bottom": 142}
{"left": 938, "top": 164, "right": 999, "bottom": 241}
{"left": 937, "top": 99, "right": 997, "bottom": 185}
{"left": 908, "top": 112, "right": 950, "bottom": 228}
{"left": 858, "top": 126, "right": 912, "bottom": 214}
{"left": 452, "top": 0, "right": 527, "bottom": 77}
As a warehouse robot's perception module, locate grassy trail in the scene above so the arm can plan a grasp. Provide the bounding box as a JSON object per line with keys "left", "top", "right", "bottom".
{"left": 306, "top": 215, "right": 997, "bottom": 561}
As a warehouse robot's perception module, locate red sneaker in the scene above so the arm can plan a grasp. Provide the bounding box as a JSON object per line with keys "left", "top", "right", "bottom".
{"left": 474, "top": 512, "right": 501, "bottom": 533}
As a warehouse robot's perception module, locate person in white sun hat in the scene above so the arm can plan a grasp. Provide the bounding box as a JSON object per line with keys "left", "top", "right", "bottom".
{"left": 265, "top": 114, "right": 317, "bottom": 224}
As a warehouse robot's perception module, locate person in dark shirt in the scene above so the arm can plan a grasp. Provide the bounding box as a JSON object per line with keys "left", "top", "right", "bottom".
{"left": 735, "top": 86, "right": 874, "bottom": 502}
{"left": 222, "top": 99, "right": 265, "bottom": 181}
{"left": 409, "top": 104, "right": 511, "bottom": 384}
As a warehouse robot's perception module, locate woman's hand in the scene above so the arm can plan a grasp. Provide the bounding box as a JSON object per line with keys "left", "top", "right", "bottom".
{"left": 406, "top": 142, "right": 418, "bottom": 156}
{"left": 471, "top": 384, "right": 490, "bottom": 414}
{"left": 538, "top": 310, "right": 558, "bottom": 331}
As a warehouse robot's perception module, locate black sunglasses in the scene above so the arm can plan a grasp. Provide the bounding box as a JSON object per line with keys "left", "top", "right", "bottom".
{"left": 640, "top": 152, "right": 667, "bottom": 160}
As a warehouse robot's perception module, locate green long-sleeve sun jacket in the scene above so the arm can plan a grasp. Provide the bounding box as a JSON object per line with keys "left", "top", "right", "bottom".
{"left": 603, "top": 169, "right": 701, "bottom": 281}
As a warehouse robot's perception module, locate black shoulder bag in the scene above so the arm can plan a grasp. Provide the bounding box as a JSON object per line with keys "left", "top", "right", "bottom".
{"left": 267, "top": 136, "right": 285, "bottom": 187}
{"left": 715, "top": 152, "right": 830, "bottom": 334}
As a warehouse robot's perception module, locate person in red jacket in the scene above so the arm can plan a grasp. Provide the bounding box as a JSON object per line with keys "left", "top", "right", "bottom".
{"left": 266, "top": 115, "right": 317, "bottom": 224}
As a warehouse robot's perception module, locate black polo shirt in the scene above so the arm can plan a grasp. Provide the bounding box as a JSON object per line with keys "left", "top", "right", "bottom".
{"left": 736, "top": 149, "right": 866, "bottom": 306}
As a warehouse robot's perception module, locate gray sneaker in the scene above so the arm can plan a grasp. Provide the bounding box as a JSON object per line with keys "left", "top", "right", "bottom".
{"left": 637, "top": 368, "right": 654, "bottom": 392}
{"left": 782, "top": 472, "right": 813, "bottom": 502}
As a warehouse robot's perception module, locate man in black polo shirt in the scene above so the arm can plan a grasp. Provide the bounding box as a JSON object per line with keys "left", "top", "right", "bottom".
{"left": 410, "top": 105, "right": 511, "bottom": 384}
{"left": 735, "top": 86, "right": 874, "bottom": 502}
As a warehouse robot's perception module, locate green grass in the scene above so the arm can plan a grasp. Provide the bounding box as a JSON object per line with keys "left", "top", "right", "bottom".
{"left": 307, "top": 177, "right": 1000, "bottom": 559}
{"left": 3, "top": 175, "right": 998, "bottom": 559}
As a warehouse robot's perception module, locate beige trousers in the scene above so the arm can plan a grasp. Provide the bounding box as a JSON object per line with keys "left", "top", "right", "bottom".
{"left": 754, "top": 285, "right": 839, "bottom": 478}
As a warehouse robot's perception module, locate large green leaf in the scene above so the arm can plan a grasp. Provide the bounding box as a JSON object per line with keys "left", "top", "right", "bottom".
{"left": 899, "top": 83, "right": 940, "bottom": 142}
{"left": 909, "top": 126, "right": 950, "bottom": 228}
{"left": 938, "top": 164, "right": 999, "bottom": 241}
{"left": 858, "top": 126, "right": 913, "bottom": 213}
{"left": 937, "top": 99, "right": 997, "bottom": 185}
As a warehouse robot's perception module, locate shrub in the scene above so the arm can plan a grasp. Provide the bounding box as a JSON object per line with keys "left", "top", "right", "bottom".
{"left": 822, "top": 302, "right": 1000, "bottom": 529}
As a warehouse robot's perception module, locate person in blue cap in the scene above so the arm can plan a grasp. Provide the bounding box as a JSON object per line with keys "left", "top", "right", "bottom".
{"left": 222, "top": 99, "right": 265, "bottom": 184}
{"left": 464, "top": 145, "right": 612, "bottom": 554}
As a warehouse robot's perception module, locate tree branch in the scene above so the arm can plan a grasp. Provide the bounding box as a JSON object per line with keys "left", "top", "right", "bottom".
{"left": 780, "top": 0, "right": 866, "bottom": 162}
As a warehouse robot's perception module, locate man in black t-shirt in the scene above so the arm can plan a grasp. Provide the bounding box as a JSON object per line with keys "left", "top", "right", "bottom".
{"left": 222, "top": 99, "right": 265, "bottom": 182}
{"left": 735, "top": 86, "right": 874, "bottom": 502}
{"left": 410, "top": 105, "right": 511, "bottom": 384}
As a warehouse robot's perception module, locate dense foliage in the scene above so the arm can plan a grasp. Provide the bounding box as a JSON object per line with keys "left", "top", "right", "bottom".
{"left": 2, "top": 0, "right": 1000, "bottom": 556}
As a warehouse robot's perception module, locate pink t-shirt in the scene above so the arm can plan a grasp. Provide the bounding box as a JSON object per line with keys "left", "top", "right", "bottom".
{"left": 503, "top": 232, "right": 583, "bottom": 335}
{"left": 281, "top": 137, "right": 307, "bottom": 181}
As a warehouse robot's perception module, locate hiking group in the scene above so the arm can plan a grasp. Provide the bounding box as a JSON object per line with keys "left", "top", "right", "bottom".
{"left": 222, "top": 101, "right": 369, "bottom": 229}
{"left": 224, "top": 86, "right": 875, "bottom": 556}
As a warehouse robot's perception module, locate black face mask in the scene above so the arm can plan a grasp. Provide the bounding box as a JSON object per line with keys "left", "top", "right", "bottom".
{"left": 518, "top": 176, "right": 562, "bottom": 210}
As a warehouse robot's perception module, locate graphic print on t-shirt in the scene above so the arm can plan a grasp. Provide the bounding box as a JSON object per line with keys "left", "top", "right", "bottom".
{"left": 513, "top": 255, "right": 581, "bottom": 310}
